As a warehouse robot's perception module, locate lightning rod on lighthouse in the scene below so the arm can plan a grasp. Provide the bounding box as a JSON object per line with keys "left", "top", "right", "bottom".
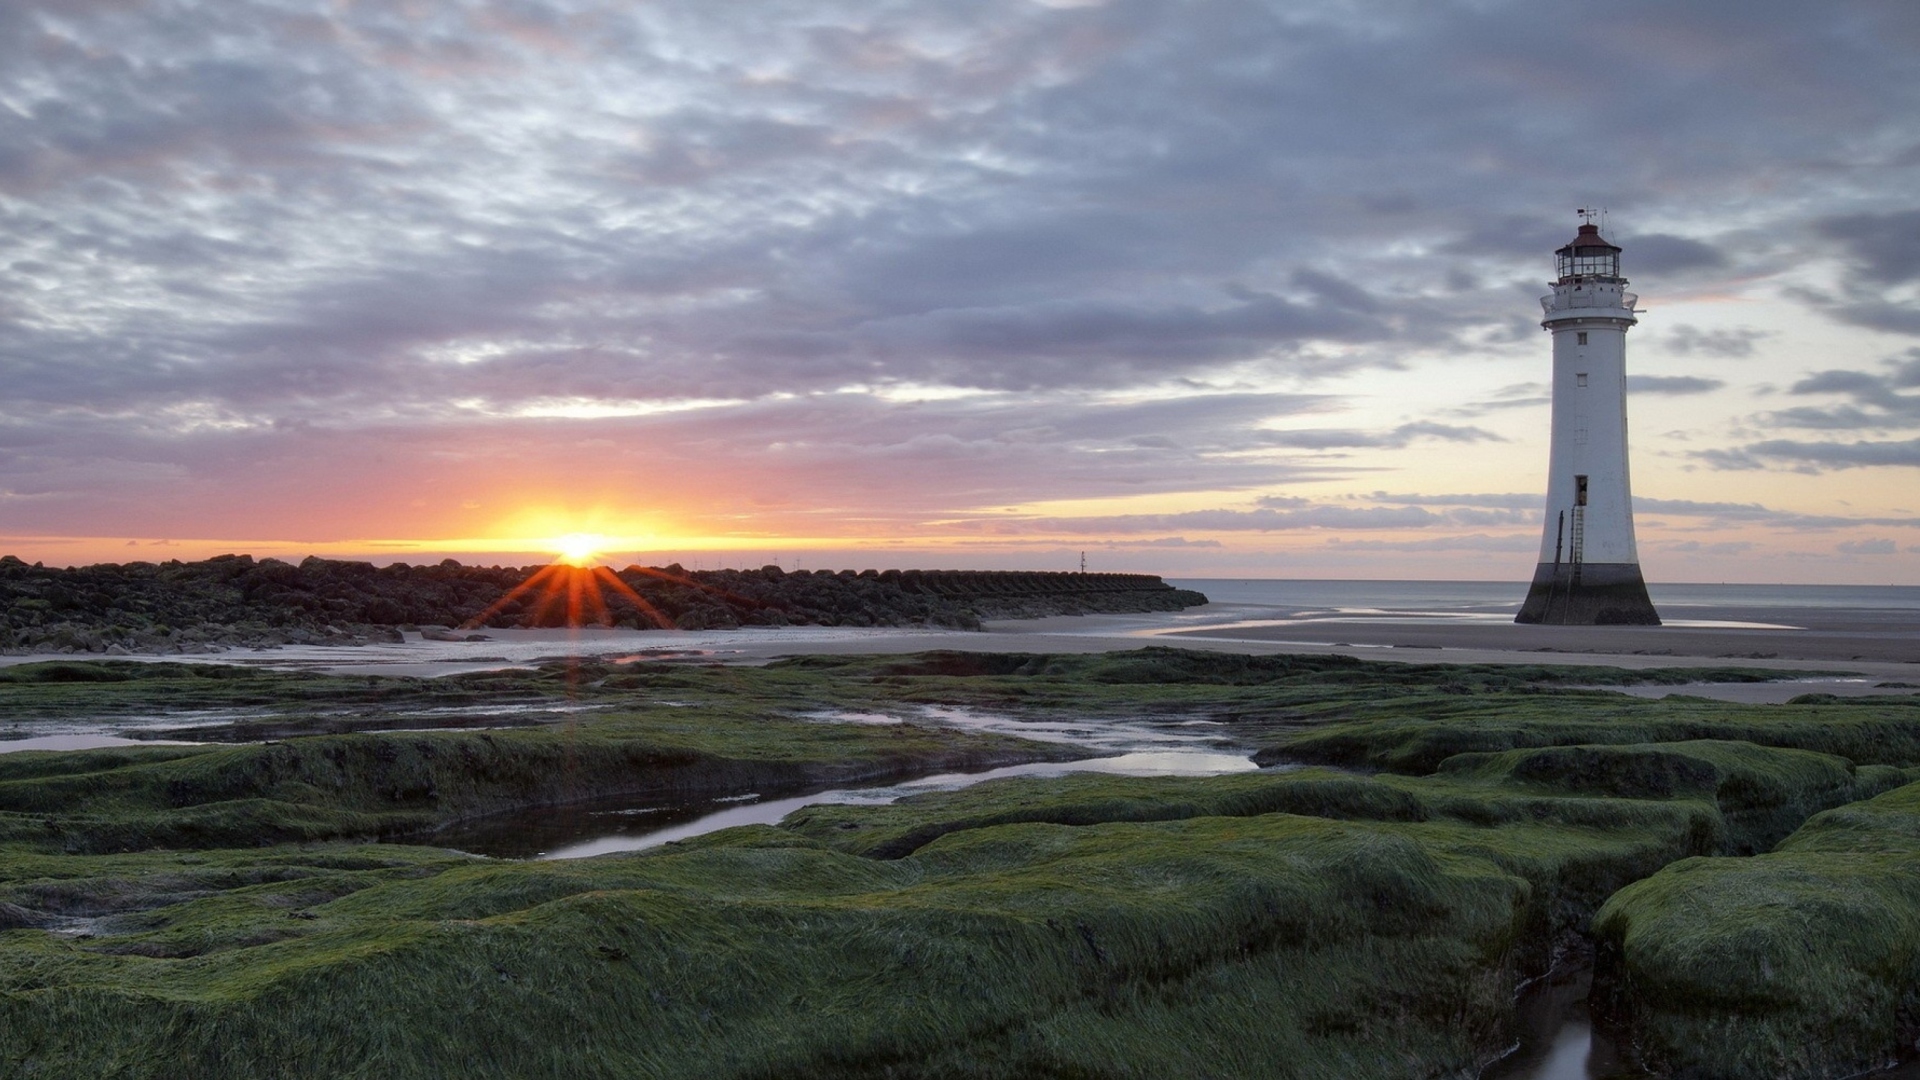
{"left": 1515, "top": 213, "right": 1661, "bottom": 626}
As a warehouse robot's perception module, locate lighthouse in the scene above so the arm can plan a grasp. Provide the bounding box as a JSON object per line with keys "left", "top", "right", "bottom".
{"left": 1515, "top": 214, "right": 1661, "bottom": 626}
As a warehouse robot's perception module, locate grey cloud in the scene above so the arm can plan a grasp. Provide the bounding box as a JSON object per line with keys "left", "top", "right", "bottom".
{"left": 945, "top": 537, "right": 1224, "bottom": 549}
{"left": 1395, "top": 421, "right": 1502, "bottom": 442}
{"left": 1793, "top": 370, "right": 1891, "bottom": 396}
{"left": 1662, "top": 325, "right": 1767, "bottom": 358}
{"left": 1361, "top": 491, "right": 1541, "bottom": 509}
{"left": 1895, "top": 351, "right": 1920, "bottom": 388}
{"left": 1694, "top": 447, "right": 1765, "bottom": 470}
{"left": 1288, "top": 270, "right": 1383, "bottom": 315}
{"left": 1837, "top": 538, "right": 1898, "bottom": 555}
{"left": 1660, "top": 540, "right": 1756, "bottom": 555}
{"left": 1817, "top": 209, "right": 1920, "bottom": 285}
{"left": 1446, "top": 507, "right": 1535, "bottom": 526}
{"left": 1627, "top": 375, "right": 1725, "bottom": 395}
{"left": 1705, "top": 438, "right": 1920, "bottom": 470}
{"left": 1802, "top": 211, "right": 1920, "bottom": 335}
{"left": 1003, "top": 497, "right": 1539, "bottom": 536}
{"left": 11, "top": 3, "right": 1906, "bottom": 401}
{"left": 1466, "top": 396, "right": 1550, "bottom": 412}
{"left": 1321, "top": 534, "right": 1535, "bottom": 553}
{"left": 1633, "top": 496, "right": 1920, "bottom": 529}
{"left": 1258, "top": 422, "right": 1502, "bottom": 450}
{"left": 0, "top": 27, "right": 423, "bottom": 196}
{"left": 1634, "top": 497, "right": 1775, "bottom": 516}
{"left": 1007, "top": 505, "right": 1452, "bottom": 535}
{"left": 1754, "top": 355, "right": 1920, "bottom": 431}
{"left": 1754, "top": 438, "right": 1920, "bottom": 468}
{"left": 1453, "top": 383, "right": 1550, "bottom": 417}
{"left": 1443, "top": 215, "right": 1581, "bottom": 263}
{"left": 607, "top": 113, "right": 852, "bottom": 189}
{"left": 1766, "top": 405, "right": 1892, "bottom": 430}
{"left": 1030, "top": 392, "right": 1334, "bottom": 445}
{"left": 1110, "top": 537, "right": 1222, "bottom": 549}
{"left": 849, "top": 290, "right": 1399, "bottom": 390}
{"left": 1819, "top": 300, "right": 1920, "bottom": 337}
{"left": 1618, "top": 234, "right": 1727, "bottom": 275}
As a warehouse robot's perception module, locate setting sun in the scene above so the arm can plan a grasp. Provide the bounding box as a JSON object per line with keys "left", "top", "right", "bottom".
{"left": 553, "top": 532, "right": 608, "bottom": 567}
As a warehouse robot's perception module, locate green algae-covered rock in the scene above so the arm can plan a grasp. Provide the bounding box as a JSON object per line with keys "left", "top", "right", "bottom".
{"left": 1593, "top": 780, "right": 1920, "bottom": 1079}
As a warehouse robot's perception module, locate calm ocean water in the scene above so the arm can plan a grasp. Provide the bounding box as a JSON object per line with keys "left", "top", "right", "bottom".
{"left": 1167, "top": 579, "right": 1920, "bottom": 623}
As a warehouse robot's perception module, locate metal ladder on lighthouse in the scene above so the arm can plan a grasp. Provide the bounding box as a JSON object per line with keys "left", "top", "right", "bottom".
{"left": 1567, "top": 506, "right": 1586, "bottom": 583}
{"left": 1545, "top": 505, "right": 1586, "bottom": 622}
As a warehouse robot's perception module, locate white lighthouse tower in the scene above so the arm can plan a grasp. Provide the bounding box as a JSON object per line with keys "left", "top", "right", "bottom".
{"left": 1515, "top": 213, "right": 1661, "bottom": 625}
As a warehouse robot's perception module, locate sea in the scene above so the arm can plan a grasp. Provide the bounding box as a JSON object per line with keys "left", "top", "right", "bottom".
{"left": 1167, "top": 578, "right": 1920, "bottom": 628}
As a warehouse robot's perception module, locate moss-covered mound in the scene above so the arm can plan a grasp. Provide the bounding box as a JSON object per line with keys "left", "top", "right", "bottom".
{"left": 782, "top": 646, "right": 1795, "bottom": 689}
{"left": 1592, "top": 780, "right": 1920, "bottom": 1079}
{"left": 1239, "top": 688, "right": 1920, "bottom": 1079}
{"left": 0, "top": 755, "right": 1753, "bottom": 1080}
{"left": 1262, "top": 692, "right": 1920, "bottom": 774}
{"left": 1433, "top": 740, "right": 1908, "bottom": 855}
{"left": 6, "top": 749, "right": 1875, "bottom": 1078}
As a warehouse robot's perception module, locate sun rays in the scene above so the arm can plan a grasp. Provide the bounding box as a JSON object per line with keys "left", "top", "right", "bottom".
{"left": 456, "top": 553, "right": 767, "bottom": 632}
{"left": 459, "top": 561, "right": 660, "bottom": 630}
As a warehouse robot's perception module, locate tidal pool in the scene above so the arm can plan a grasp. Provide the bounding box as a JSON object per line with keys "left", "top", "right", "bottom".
{"left": 427, "top": 704, "right": 1260, "bottom": 860}
{"left": 0, "top": 733, "right": 205, "bottom": 754}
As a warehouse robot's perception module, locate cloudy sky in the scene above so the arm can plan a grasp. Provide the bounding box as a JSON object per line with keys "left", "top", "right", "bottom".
{"left": 3, "top": 0, "right": 1918, "bottom": 581}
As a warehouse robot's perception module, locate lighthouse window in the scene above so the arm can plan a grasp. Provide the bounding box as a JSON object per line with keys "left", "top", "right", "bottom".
{"left": 1576, "top": 332, "right": 1588, "bottom": 345}
{"left": 1576, "top": 373, "right": 1588, "bottom": 387}
{"left": 1574, "top": 475, "right": 1589, "bottom": 506}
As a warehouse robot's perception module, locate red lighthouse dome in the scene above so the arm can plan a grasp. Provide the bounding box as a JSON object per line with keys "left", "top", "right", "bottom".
{"left": 1555, "top": 223, "right": 1623, "bottom": 281}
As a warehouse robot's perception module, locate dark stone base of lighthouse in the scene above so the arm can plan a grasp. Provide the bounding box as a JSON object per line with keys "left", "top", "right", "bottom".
{"left": 1515, "top": 563, "right": 1661, "bottom": 625}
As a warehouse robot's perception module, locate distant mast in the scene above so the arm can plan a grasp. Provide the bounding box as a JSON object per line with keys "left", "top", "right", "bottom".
{"left": 1515, "top": 211, "right": 1661, "bottom": 626}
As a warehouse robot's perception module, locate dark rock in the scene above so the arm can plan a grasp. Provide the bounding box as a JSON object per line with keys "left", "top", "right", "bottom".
{"left": 0, "top": 557, "right": 1206, "bottom": 652}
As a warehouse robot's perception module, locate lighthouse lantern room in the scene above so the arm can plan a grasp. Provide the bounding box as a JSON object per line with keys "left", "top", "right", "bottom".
{"left": 1515, "top": 212, "right": 1661, "bottom": 626}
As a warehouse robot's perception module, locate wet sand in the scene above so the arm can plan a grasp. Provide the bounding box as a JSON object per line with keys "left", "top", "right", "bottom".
{"left": 746, "top": 603, "right": 1911, "bottom": 659}
{"left": 1158, "top": 609, "right": 1920, "bottom": 665}
{"left": 5, "top": 600, "right": 1917, "bottom": 691}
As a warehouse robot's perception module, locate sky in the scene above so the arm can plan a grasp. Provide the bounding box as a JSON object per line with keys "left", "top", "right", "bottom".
{"left": 2, "top": 1, "right": 1918, "bottom": 583}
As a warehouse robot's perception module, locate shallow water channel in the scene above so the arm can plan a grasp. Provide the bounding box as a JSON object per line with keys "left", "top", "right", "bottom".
{"left": 427, "top": 705, "right": 1258, "bottom": 860}
{"left": 1481, "top": 963, "right": 1920, "bottom": 1080}
{"left": 1479, "top": 966, "right": 1638, "bottom": 1080}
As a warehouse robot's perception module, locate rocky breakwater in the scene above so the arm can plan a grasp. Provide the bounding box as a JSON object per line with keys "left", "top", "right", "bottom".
{"left": 0, "top": 555, "right": 1207, "bottom": 654}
